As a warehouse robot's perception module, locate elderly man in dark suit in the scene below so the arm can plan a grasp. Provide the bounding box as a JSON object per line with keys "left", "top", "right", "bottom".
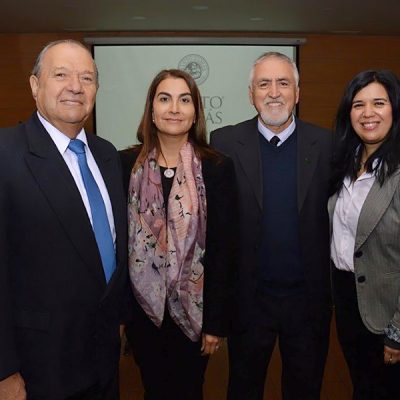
{"left": 0, "top": 40, "right": 127, "bottom": 400}
{"left": 210, "top": 52, "right": 332, "bottom": 400}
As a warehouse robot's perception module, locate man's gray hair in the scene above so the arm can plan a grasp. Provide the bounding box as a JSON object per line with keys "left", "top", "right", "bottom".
{"left": 249, "top": 51, "right": 299, "bottom": 88}
{"left": 31, "top": 39, "right": 99, "bottom": 86}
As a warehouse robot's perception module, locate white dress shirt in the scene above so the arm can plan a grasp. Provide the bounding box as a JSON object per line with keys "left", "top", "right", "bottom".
{"left": 331, "top": 170, "right": 376, "bottom": 272}
{"left": 37, "top": 112, "right": 116, "bottom": 245}
{"left": 258, "top": 115, "right": 296, "bottom": 145}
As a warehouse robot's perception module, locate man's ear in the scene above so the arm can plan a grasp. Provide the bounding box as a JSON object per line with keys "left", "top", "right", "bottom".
{"left": 295, "top": 86, "right": 300, "bottom": 105}
{"left": 248, "top": 86, "right": 254, "bottom": 106}
{"left": 30, "top": 75, "right": 39, "bottom": 100}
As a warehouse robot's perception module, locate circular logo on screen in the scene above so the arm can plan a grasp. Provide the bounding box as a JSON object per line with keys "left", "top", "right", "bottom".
{"left": 178, "top": 54, "right": 209, "bottom": 85}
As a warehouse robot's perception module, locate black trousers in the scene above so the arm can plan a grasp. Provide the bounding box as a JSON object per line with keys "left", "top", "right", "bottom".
{"left": 333, "top": 267, "right": 400, "bottom": 400}
{"left": 125, "top": 299, "right": 209, "bottom": 400}
{"left": 62, "top": 373, "right": 119, "bottom": 400}
{"left": 227, "top": 289, "right": 331, "bottom": 400}
{"left": 28, "top": 370, "right": 119, "bottom": 400}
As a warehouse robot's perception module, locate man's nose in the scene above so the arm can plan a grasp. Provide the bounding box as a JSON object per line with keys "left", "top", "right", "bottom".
{"left": 269, "top": 81, "right": 280, "bottom": 98}
{"left": 67, "top": 74, "right": 83, "bottom": 93}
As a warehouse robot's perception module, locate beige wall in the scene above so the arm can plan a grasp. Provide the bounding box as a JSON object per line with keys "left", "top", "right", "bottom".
{"left": 1, "top": 32, "right": 400, "bottom": 132}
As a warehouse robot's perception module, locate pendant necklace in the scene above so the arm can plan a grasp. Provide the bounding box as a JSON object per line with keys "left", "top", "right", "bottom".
{"left": 160, "top": 151, "right": 175, "bottom": 178}
{"left": 164, "top": 167, "right": 175, "bottom": 178}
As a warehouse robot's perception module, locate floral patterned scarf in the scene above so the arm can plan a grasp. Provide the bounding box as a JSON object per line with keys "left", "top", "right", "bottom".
{"left": 128, "top": 142, "right": 207, "bottom": 341}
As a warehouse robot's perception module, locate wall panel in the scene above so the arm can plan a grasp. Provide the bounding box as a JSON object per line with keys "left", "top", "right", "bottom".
{"left": 1, "top": 32, "right": 400, "bottom": 132}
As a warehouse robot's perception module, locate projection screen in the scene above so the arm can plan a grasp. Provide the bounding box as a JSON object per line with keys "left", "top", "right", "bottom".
{"left": 90, "top": 37, "right": 303, "bottom": 150}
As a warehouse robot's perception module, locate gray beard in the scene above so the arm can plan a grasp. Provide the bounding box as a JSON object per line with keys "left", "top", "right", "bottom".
{"left": 260, "top": 110, "right": 290, "bottom": 127}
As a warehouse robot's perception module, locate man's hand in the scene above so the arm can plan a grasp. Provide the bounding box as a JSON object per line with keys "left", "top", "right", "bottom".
{"left": 0, "top": 373, "right": 26, "bottom": 400}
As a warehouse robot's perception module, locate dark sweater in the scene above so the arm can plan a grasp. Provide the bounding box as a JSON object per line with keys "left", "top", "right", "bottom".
{"left": 258, "top": 131, "right": 305, "bottom": 296}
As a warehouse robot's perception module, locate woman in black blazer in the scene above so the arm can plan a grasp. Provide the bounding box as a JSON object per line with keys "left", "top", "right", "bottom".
{"left": 120, "top": 69, "right": 237, "bottom": 400}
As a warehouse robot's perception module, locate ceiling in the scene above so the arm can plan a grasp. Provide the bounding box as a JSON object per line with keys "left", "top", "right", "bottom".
{"left": 1, "top": 0, "right": 400, "bottom": 35}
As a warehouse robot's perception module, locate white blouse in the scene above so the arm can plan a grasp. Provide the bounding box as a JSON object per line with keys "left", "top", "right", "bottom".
{"left": 331, "top": 171, "right": 375, "bottom": 272}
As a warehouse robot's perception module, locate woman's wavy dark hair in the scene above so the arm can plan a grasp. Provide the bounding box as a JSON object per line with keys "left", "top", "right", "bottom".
{"left": 134, "top": 69, "right": 219, "bottom": 168}
{"left": 331, "top": 69, "right": 400, "bottom": 194}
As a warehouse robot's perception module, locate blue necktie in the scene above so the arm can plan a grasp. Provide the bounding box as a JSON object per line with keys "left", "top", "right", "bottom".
{"left": 68, "top": 139, "right": 116, "bottom": 283}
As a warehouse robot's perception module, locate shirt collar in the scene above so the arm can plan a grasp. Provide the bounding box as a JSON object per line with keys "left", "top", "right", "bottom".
{"left": 37, "top": 111, "right": 87, "bottom": 154}
{"left": 257, "top": 115, "right": 296, "bottom": 145}
{"left": 343, "top": 159, "right": 379, "bottom": 189}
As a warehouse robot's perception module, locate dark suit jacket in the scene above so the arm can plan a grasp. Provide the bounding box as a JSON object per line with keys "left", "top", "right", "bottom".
{"left": 210, "top": 117, "right": 332, "bottom": 330}
{"left": 119, "top": 147, "right": 238, "bottom": 337}
{"left": 0, "top": 113, "right": 128, "bottom": 399}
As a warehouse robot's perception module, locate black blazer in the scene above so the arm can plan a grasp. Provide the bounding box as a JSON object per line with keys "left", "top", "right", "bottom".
{"left": 210, "top": 117, "right": 332, "bottom": 330}
{"left": 0, "top": 113, "right": 128, "bottom": 399}
{"left": 119, "top": 147, "right": 238, "bottom": 337}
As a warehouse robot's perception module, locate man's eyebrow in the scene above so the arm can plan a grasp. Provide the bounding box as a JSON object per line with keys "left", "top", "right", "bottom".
{"left": 256, "top": 77, "right": 291, "bottom": 82}
{"left": 51, "top": 67, "right": 95, "bottom": 74}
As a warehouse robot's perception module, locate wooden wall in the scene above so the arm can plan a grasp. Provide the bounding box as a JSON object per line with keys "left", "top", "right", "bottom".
{"left": 1, "top": 32, "right": 400, "bottom": 132}
{"left": 300, "top": 35, "right": 400, "bottom": 129}
{"left": 0, "top": 33, "right": 82, "bottom": 127}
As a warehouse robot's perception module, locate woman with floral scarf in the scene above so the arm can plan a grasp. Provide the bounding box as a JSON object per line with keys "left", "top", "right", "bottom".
{"left": 120, "top": 69, "right": 237, "bottom": 400}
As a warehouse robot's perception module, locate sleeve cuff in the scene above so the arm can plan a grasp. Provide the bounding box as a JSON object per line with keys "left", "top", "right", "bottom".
{"left": 384, "top": 323, "right": 400, "bottom": 349}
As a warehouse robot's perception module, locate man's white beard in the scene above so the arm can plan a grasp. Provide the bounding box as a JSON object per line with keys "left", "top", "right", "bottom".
{"left": 260, "top": 109, "right": 290, "bottom": 127}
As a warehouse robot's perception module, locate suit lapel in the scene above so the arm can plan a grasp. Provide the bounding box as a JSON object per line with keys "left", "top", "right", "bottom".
{"left": 235, "top": 117, "right": 263, "bottom": 209}
{"left": 297, "top": 120, "right": 320, "bottom": 211}
{"left": 355, "top": 170, "right": 400, "bottom": 250}
{"left": 24, "top": 115, "right": 106, "bottom": 287}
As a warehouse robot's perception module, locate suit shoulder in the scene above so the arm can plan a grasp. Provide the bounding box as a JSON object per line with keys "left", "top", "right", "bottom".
{"left": 89, "top": 133, "right": 118, "bottom": 153}
{"left": 210, "top": 118, "right": 258, "bottom": 156}
{"left": 297, "top": 119, "right": 332, "bottom": 146}
{"left": 0, "top": 122, "right": 26, "bottom": 138}
{"left": 297, "top": 119, "right": 331, "bottom": 136}
{"left": 211, "top": 117, "right": 257, "bottom": 138}
{"left": 119, "top": 146, "right": 140, "bottom": 173}
{"left": 203, "top": 151, "right": 233, "bottom": 170}
{"left": 0, "top": 123, "right": 27, "bottom": 151}
{"left": 202, "top": 152, "right": 235, "bottom": 187}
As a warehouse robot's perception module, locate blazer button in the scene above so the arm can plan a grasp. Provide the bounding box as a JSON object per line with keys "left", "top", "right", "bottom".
{"left": 354, "top": 250, "right": 363, "bottom": 258}
{"left": 357, "top": 276, "right": 366, "bottom": 283}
